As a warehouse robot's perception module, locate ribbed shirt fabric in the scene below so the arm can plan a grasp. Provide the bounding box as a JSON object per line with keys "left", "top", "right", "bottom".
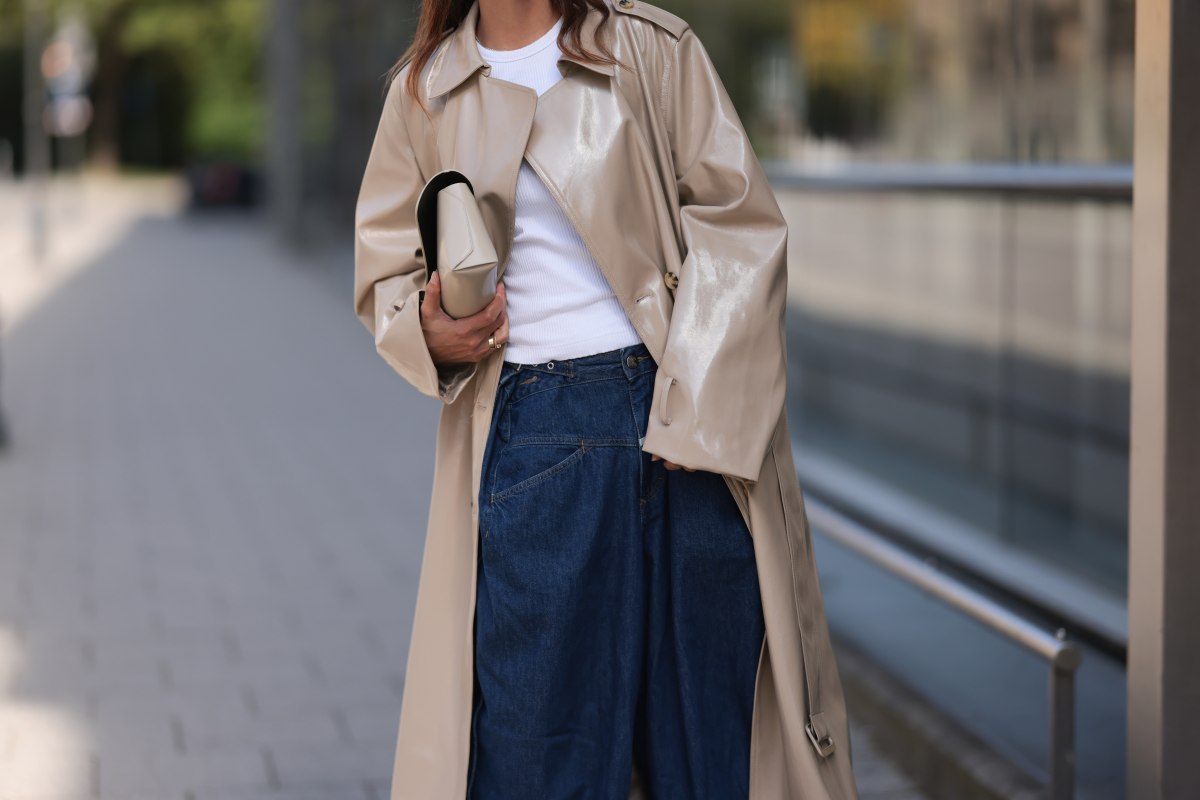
{"left": 476, "top": 17, "right": 643, "bottom": 364}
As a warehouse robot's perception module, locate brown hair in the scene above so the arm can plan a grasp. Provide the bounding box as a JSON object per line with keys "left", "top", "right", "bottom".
{"left": 387, "top": 0, "right": 621, "bottom": 110}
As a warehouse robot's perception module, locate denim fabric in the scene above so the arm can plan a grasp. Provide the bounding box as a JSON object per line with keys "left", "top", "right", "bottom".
{"left": 467, "top": 341, "right": 765, "bottom": 800}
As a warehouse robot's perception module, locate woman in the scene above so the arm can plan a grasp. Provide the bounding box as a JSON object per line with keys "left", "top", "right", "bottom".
{"left": 353, "top": 0, "right": 860, "bottom": 798}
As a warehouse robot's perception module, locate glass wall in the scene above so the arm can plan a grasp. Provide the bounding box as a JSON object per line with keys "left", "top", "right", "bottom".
{"left": 669, "top": 0, "right": 1134, "bottom": 164}
{"left": 658, "top": 0, "right": 1133, "bottom": 795}
{"left": 660, "top": 0, "right": 1133, "bottom": 621}
{"left": 781, "top": 191, "right": 1130, "bottom": 600}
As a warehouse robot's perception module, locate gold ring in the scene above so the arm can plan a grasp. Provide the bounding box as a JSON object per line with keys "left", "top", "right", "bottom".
{"left": 488, "top": 334, "right": 498, "bottom": 349}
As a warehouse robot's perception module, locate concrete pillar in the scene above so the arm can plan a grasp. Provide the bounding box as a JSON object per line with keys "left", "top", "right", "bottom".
{"left": 1127, "top": 1, "right": 1200, "bottom": 798}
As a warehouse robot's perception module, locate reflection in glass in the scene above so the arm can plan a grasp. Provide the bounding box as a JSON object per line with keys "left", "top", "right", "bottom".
{"left": 660, "top": 0, "right": 1134, "bottom": 607}
{"left": 665, "top": 0, "right": 1135, "bottom": 165}
{"left": 780, "top": 191, "right": 1130, "bottom": 599}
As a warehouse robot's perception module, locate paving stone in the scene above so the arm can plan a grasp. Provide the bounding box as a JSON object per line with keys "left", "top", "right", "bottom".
{"left": 94, "top": 750, "right": 269, "bottom": 795}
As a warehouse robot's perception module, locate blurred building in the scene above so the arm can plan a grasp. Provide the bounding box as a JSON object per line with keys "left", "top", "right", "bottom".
{"left": 267, "top": 1, "right": 1190, "bottom": 799}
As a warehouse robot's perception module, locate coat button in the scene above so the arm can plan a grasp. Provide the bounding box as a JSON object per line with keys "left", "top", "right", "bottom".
{"left": 618, "top": 0, "right": 633, "bottom": 7}
{"left": 664, "top": 271, "right": 679, "bottom": 290}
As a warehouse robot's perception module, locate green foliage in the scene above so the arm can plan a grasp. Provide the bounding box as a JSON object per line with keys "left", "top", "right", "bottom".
{"left": 0, "top": 0, "right": 23, "bottom": 44}
{"left": 4, "top": 0, "right": 266, "bottom": 162}
{"left": 119, "top": 0, "right": 265, "bottom": 158}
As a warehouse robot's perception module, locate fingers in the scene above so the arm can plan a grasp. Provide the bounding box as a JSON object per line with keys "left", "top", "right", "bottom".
{"left": 455, "top": 283, "right": 506, "bottom": 359}
{"left": 473, "top": 328, "right": 501, "bottom": 359}
{"left": 428, "top": 275, "right": 505, "bottom": 335}
{"left": 425, "top": 270, "right": 441, "bottom": 303}
{"left": 648, "top": 453, "right": 696, "bottom": 471}
{"left": 421, "top": 271, "right": 449, "bottom": 323}
{"left": 465, "top": 282, "right": 507, "bottom": 334}
{"left": 423, "top": 273, "right": 510, "bottom": 365}
{"left": 493, "top": 309, "right": 509, "bottom": 346}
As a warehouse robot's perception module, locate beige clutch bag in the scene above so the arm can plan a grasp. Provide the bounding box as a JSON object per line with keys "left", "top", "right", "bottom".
{"left": 416, "top": 170, "right": 498, "bottom": 319}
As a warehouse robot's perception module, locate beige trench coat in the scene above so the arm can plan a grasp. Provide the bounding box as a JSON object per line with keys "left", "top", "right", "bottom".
{"left": 353, "top": 1, "right": 859, "bottom": 797}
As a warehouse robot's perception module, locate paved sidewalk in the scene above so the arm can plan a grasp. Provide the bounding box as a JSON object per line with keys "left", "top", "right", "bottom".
{"left": 0, "top": 178, "right": 927, "bottom": 799}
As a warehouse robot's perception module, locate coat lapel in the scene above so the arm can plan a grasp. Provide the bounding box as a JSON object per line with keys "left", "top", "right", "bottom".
{"left": 428, "top": 0, "right": 619, "bottom": 283}
{"left": 437, "top": 77, "right": 536, "bottom": 281}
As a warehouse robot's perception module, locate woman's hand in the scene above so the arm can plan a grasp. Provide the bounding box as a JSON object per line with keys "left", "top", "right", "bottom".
{"left": 650, "top": 453, "right": 696, "bottom": 472}
{"left": 420, "top": 271, "right": 509, "bottom": 366}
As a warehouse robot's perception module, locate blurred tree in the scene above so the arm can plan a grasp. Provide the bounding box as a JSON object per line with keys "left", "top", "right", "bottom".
{"left": 0, "top": 0, "right": 263, "bottom": 170}
{"left": 658, "top": 0, "right": 791, "bottom": 144}
{"left": 118, "top": 0, "right": 264, "bottom": 161}
{"left": 0, "top": 8, "right": 22, "bottom": 173}
{"left": 0, "top": 0, "right": 22, "bottom": 37}
{"left": 796, "top": 0, "right": 907, "bottom": 143}
{"left": 84, "top": 0, "right": 141, "bottom": 167}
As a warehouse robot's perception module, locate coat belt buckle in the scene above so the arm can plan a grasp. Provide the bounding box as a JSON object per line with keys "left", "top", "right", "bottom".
{"left": 806, "top": 718, "right": 836, "bottom": 758}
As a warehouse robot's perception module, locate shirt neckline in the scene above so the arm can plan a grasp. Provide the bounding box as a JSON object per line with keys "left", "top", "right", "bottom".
{"left": 476, "top": 16, "right": 563, "bottom": 62}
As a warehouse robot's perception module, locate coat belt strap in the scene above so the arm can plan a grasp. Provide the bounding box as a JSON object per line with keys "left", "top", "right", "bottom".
{"left": 805, "top": 710, "right": 836, "bottom": 758}
{"left": 800, "top": 626, "right": 835, "bottom": 758}
{"left": 769, "top": 418, "right": 837, "bottom": 760}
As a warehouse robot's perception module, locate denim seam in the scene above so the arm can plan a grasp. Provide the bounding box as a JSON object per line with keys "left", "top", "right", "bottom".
{"left": 466, "top": 642, "right": 484, "bottom": 796}
{"left": 491, "top": 444, "right": 589, "bottom": 504}
{"left": 506, "top": 361, "right": 654, "bottom": 384}
{"left": 484, "top": 437, "right": 505, "bottom": 517}
{"left": 481, "top": 382, "right": 516, "bottom": 521}
{"left": 641, "top": 463, "right": 667, "bottom": 507}
{"left": 507, "top": 436, "right": 639, "bottom": 448}
{"left": 626, "top": 378, "right": 647, "bottom": 509}
{"left": 507, "top": 373, "right": 632, "bottom": 406}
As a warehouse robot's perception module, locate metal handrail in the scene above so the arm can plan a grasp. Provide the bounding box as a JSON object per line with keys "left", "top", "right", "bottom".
{"left": 805, "top": 496, "right": 1082, "bottom": 800}
{"left": 763, "top": 161, "right": 1133, "bottom": 201}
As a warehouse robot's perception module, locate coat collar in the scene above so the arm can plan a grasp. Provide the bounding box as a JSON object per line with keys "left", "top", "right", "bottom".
{"left": 427, "top": 0, "right": 616, "bottom": 99}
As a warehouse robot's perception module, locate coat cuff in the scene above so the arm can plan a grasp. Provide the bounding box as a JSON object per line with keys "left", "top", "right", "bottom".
{"left": 375, "top": 282, "right": 477, "bottom": 405}
{"left": 639, "top": 369, "right": 769, "bottom": 484}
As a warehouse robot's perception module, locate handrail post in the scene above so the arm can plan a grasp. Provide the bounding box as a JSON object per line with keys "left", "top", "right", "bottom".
{"left": 1049, "top": 632, "right": 1079, "bottom": 799}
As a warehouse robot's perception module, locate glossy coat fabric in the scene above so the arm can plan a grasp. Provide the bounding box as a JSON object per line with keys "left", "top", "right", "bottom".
{"left": 353, "top": 1, "right": 859, "bottom": 798}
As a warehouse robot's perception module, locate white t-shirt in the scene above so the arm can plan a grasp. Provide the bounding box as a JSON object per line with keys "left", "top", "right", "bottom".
{"left": 476, "top": 16, "right": 643, "bottom": 364}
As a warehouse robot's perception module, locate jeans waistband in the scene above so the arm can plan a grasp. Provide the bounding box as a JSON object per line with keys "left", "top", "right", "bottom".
{"left": 502, "top": 341, "right": 654, "bottom": 380}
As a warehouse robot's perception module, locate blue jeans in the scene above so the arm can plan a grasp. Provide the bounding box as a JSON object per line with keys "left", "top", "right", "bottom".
{"left": 467, "top": 341, "right": 765, "bottom": 800}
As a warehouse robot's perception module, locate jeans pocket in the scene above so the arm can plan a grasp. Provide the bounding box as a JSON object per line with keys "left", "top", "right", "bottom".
{"left": 488, "top": 441, "right": 588, "bottom": 505}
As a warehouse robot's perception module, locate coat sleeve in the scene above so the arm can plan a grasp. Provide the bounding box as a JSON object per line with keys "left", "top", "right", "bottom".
{"left": 353, "top": 71, "right": 478, "bottom": 404}
{"left": 639, "top": 28, "right": 789, "bottom": 484}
